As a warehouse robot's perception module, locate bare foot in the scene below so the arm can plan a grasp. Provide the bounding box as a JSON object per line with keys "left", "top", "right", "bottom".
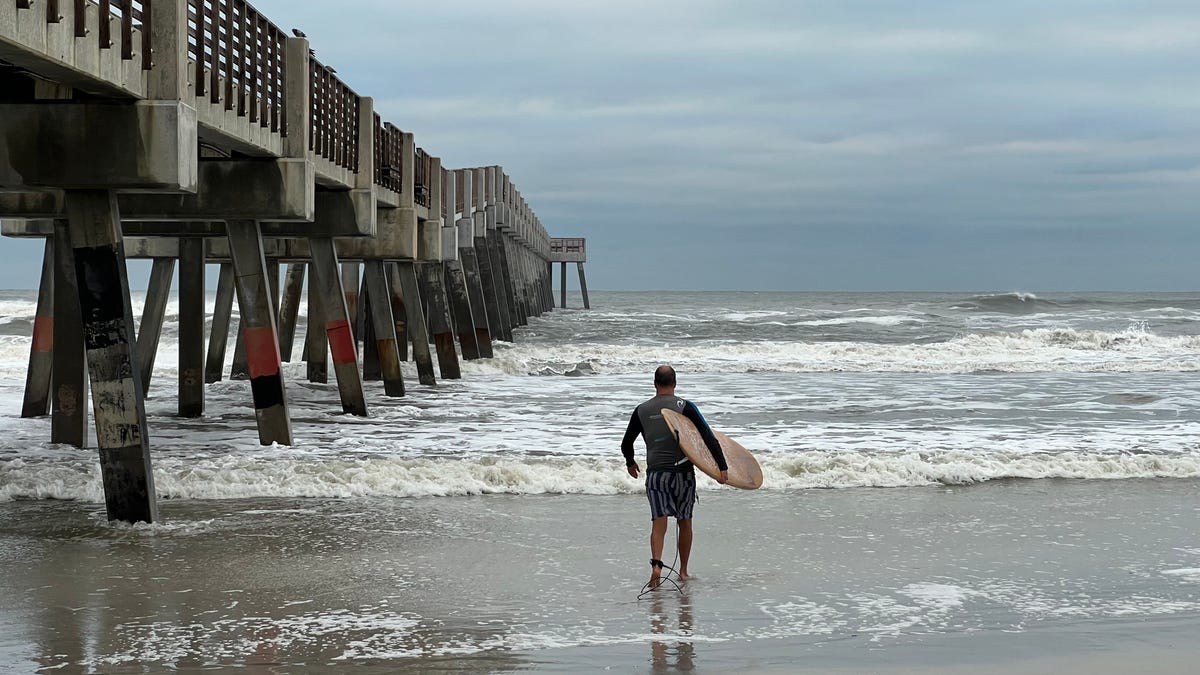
{"left": 678, "top": 571, "right": 691, "bottom": 582}
{"left": 647, "top": 571, "right": 662, "bottom": 588}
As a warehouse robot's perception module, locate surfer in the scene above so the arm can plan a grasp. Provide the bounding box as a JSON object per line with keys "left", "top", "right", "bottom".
{"left": 621, "top": 365, "right": 728, "bottom": 588}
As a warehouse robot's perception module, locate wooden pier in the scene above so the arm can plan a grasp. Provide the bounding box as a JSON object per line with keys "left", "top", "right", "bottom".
{"left": 0, "top": 0, "right": 574, "bottom": 522}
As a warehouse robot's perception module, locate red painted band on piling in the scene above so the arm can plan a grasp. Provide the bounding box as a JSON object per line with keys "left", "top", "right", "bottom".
{"left": 32, "top": 316, "right": 54, "bottom": 353}
{"left": 326, "top": 319, "right": 357, "bottom": 364}
{"left": 243, "top": 326, "right": 282, "bottom": 378}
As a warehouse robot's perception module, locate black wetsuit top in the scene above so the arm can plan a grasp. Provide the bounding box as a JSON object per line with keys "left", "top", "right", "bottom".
{"left": 621, "top": 394, "right": 728, "bottom": 473}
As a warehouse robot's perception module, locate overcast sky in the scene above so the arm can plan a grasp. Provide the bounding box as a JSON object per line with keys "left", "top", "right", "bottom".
{"left": 5, "top": 0, "right": 1200, "bottom": 291}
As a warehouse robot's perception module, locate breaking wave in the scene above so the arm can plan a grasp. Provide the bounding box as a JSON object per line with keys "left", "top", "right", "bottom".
{"left": 472, "top": 326, "right": 1200, "bottom": 376}
{"left": 4, "top": 450, "right": 1200, "bottom": 502}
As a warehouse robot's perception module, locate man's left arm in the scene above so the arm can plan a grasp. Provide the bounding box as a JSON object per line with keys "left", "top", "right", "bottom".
{"left": 682, "top": 401, "right": 728, "bottom": 483}
{"left": 621, "top": 409, "right": 642, "bottom": 478}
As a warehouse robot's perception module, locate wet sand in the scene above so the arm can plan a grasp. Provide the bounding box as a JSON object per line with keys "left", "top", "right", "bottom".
{"left": 1, "top": 479, "right": 1198, "bottom": 673}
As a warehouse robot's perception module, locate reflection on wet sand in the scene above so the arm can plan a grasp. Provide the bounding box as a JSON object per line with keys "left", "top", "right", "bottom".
{"left": 649, "top": 589, "right": 696, "bottom": 672}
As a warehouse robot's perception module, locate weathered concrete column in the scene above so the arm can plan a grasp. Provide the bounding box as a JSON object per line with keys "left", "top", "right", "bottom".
{"left": 231, "top": 319, "right": 249, "bottom": 380}
{"left": 226, "top": 220, "right": 293, "bottom": 445}
{"left": 204, "top": 263, "right": 235, "bottom": 383}
{"left": 305, "top": 268, "right": 328, "bottom": 383}
{"left": 135, "top": 258, "right": 175, "bottom": 392}
{"left": 267, "top": 260, "right": 281, "bottom": 315}
{"left": 577, "top": 262, "right": 591, "bottom": 309}
{"left": 51, "top": 221, "right": 87, "bottom": 447}
{"left": 474, "top": 235, "right": 507, "bottom": 342}
{"left": 360, "top": 278, "right": 381, "bottom": 381}
{"left": 177, "top": 238, "right": 205, "bottom": 418}
{"left": 386, "top": 263, "right": 408, "bottom": 362}
{"left": 560, "top": 261, "right": 568, "bottom": 309}
{"left": 66, "top": 190, "right": 157, "bottom": 523}
{"left": 488, "top": 231, "right": 516, "bottom": 339}
{"left": 503, "top": 237, "right": 528, "bottom": 326}
{"left": 392, "top": 262, "right": 436, "bottom": 385}
{"left": 522, "top": 252, "right": 542, "bottom": 318}
{"left": 363, "top": 260, "right": 405, "bottom": 397}
{"left": 21, "top": 238, "right": 54, "bottom": 418}
{"left": 419, "top": 262, "right": 461, "bottom": 380}
{"left": 277, "top": 263, "right": 305, "bottom": 362}
{"left": 342, "top": 262, "right": 361, "bottom": 342}
{"left": 444, "top": 260, "right": 481, "bottom": 360}
{"left": 459, "top": 249, "right": 494, "bottom": 358}
{"left": 309, "top": 238, "right": 368, "bottom": 416}
{"left": 543, "top": 257, "right": 555, "bottom": 312}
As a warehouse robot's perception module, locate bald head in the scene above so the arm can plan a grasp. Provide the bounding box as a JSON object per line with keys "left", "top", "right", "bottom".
{"left": 654, "top": 365, "right": 676, "bottom": 393}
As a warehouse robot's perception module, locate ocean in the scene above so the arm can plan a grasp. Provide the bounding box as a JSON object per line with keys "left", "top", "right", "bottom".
{"left": 1, "top": 289, "right": 1199, "bottom": 673}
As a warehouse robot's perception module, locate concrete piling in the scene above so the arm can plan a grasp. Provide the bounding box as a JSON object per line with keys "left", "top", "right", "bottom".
{"left": 177, "top": 238, "right": 205, "bottom": 418}
{"left": 577, "top": 262, "right": 591, "bottom": 310}
{"left": 387, "top": 265, "right": 409, "bottom": 363}
{"left": 560, "top": 261, "right": 568, "bottom": 309}
{"left": 309, "top": 238, "right": 368, "bottom": 416}
{"left": 444, "top": 260, "right": 481, "bottom": 360}
{"left": 474, "top": 234, "right": 506, "bottom": 343}
{"left": 342, "top": 262, "right": 361, "bottom": 342}
{"left": 135, "top": 258, "right": 175, "bottom": 392}
{"left": 66, "top": 190, "right": 157, "bottom": 523}
{"left": 420, "top": 262, "right": 462, "bottom": 380}
{"left": 277, "top": 263, "right": 305, "bottom": 362}
{"left": 204, "top": 263, "right": 235, "bottom": 384}
{"left": 363, "top": 260, "right": 405, "bottom": 397}
{"left": 231, "top": 320, "right": 250, "bottom": 380}
{"left": 226, "top": 220, "right": 293, "bottom": 445}
{"left": 360, "top": 278, "right": 382, "bottom": 382}
{"left": 393, "top": 261, "right": 436, "bottom": 386}
{"left": 51, "top": 221, "right": 87, "bottom": 447}
{"left": 21, "top": 238, "right": 54, "bottom": 418}
{"left": 459, "top": 250, "right": 494, "bottom": 358}
{"left": 305, "top": 266, "right": 329, "bottom": 384}
{"left": 488, "top": 232, "right": 516, "bottom": 340}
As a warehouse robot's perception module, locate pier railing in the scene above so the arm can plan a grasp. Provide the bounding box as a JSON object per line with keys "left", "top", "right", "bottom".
{"left": 188, "top": 0, "right": 287, "bottom": 131}
{"left": 5, "top": 0, "right": 452, "bottom": 191}
{"left": 414, "top": 147, "right": 432, "bottom": 208}
{"left": 374, "top": 115, "right": 403, "bottom": 194}
{"left": 309, "top": 57, "right": 359, "bottom": 172}
{"left": 95, "top": 1, "right": 152, "bottom": 69}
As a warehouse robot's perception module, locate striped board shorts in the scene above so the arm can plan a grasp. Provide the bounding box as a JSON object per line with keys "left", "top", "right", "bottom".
{"left": 645, "top": 469, "right": 697, "bottom": 520}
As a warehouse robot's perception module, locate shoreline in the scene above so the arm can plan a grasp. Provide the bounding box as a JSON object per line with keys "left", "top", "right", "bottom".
{"left": 2, "top": 480, "right": 1198, "bottom": 672}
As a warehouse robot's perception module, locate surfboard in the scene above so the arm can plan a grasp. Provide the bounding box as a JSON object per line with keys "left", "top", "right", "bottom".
{"left": 660, "top": 408, "right": 763, "bottom": 490}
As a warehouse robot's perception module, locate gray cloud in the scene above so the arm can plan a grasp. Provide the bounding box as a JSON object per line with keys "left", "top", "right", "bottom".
{"left": 3, "top": 0, "right": 1198, "bottom": 291}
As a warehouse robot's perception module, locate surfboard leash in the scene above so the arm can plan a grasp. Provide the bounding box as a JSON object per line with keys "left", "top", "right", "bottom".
{"left": 638, "top": 557, "right": 683, "bottom": 599}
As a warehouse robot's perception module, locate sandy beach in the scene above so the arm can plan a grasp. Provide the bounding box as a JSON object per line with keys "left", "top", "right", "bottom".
{"left": 2, "top": 478, "right": 1198, "bottom": 673}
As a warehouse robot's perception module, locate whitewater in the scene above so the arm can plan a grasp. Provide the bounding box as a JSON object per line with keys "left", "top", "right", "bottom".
{"left": 2, "top": 289, "right": 1200, "bottom": 501}
{"left": 5, "top": 289, "right": 1200, "bottom": 673}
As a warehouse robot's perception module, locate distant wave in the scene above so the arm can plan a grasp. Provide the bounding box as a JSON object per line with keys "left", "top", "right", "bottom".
{"left": 792, "top": 315, "right": 921, "bottom": 327}
{"left": 956, "top": 292, "right": 1048, "bottom": 312}
{"left": 4, "top": 450, "right": 1199, "bottom": 502}
{"left": 469, "top": 326, "right": 1200, "bottom": 376}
